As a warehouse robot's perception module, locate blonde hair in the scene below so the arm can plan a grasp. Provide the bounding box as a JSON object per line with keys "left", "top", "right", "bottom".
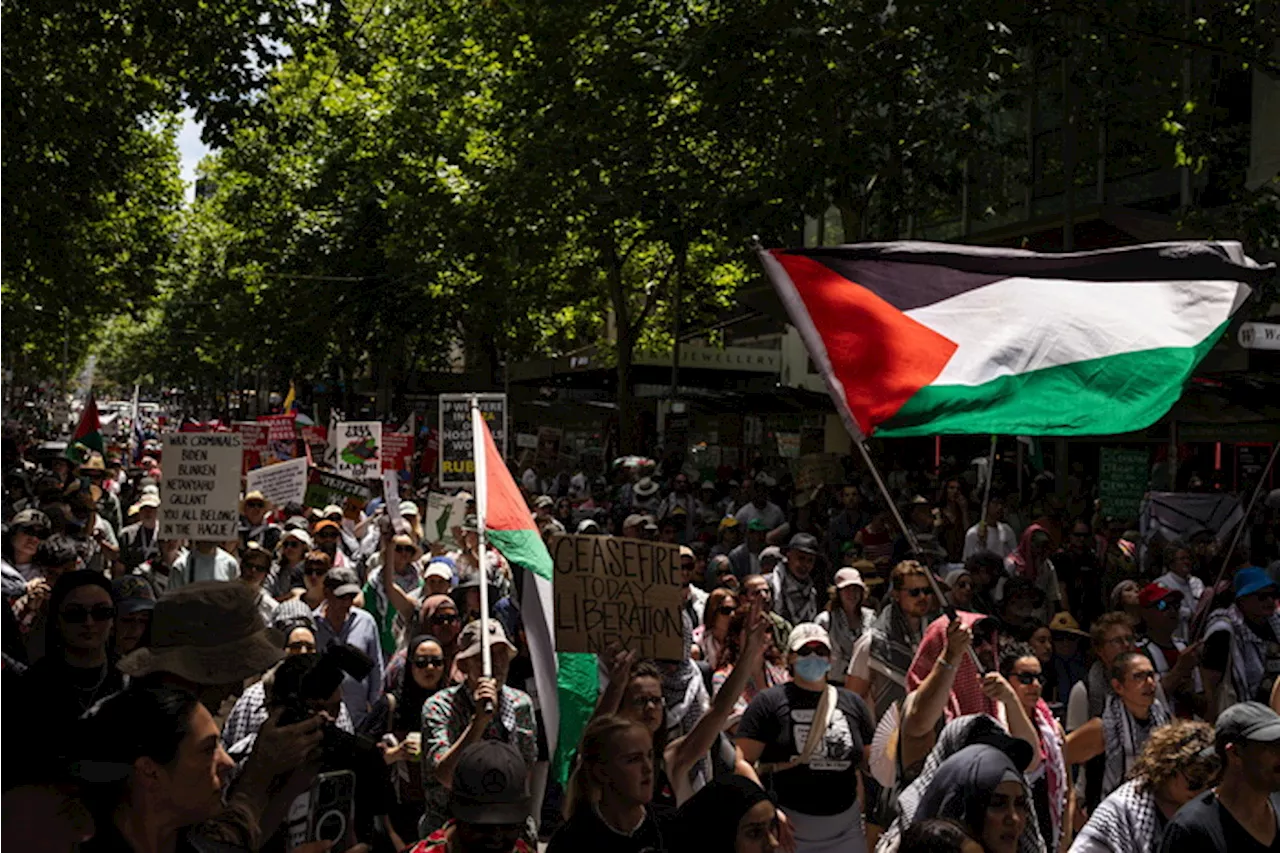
{"left": 563, "top": 714, "right": 649, "bottom": 820}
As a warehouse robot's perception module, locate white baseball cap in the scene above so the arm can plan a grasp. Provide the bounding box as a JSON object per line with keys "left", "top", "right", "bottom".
{"left": 787, "top": 622, "right": 832, "bottom": 653}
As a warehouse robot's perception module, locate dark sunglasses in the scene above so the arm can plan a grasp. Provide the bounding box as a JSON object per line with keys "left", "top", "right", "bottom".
{"left": 1013, "top": 672, "right": 1045, "bottom": 685}
{"left": 244, "top": 500, "right": 265, "bottom": 509}
{"left": 15, "top": 526, "right": 49, "bottom": 538}
{"left": 430, "top": 613, "right": 460, "bottom": 625}
{"left": 304, "top": 565, "right": 328, "bottom": 576}
{"left": 243, "top": 562, "right": 271, "bottom": 573}
{"left": 903, "top": 586, "right": 931, "bottom": 597}
{"left": 795, "top": 644, "right": 830, "bottom": 657}
{"left": 61, "top": 604, "right": 116, "bottom": 624}
{"left": 413, "top": 655, "right": 445, "bottom": 668}
{"left": 395, "top": 545, "right": 417, "bottom": 554}
{"left": 716, "top": 605, "right": 736, "bottom": 616}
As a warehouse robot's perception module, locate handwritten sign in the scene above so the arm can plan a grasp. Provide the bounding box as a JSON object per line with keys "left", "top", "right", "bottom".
{"left": 300, "top": 425, "right": 328, "bottom": 462}
{"left": 232, "top": 421, "right": 268, "bottom": 473}
{"left": 1099, "top": 447, "right": 1150, "bottom": 520}
{"left": 438, "top": 393, "right": 507, "bottom": 487}
{"left": 246, "top": 457, "right": 309, "bottom": 509}
{"left": 551, "top": 534, "right": 685, "bottom": 660}
{"left": 331, "top": 421, "right": 382, "bottom": 480}
{"left": 258, "top": 412, "right": 298, "bottom": 442}
{"left": 159, "top": 432, "right": 243, "bottom": 541}
{"left": 304, "top": 468, "right": 374, "bottom": 510}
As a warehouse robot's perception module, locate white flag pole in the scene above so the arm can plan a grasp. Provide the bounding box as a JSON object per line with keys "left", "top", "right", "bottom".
{"left": 470, "top": 398, "right": 494, "bottom": 698}
{"left": 128, "top": 382, "right": 141, "bottom": 462}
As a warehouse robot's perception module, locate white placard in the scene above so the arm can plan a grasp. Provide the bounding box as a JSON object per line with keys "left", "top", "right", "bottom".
{"left": 383, "top": 470, "right": 408, "bottom": 535}
{"left": 424, "top": 492, "right": 468, "bottom": 545}
{"left": 160, "top": 432, "right": 243, "bottom": 541}
{"left": 331, "top": 421, "right": 382, "bottom": 480}
{"left": 246, "top": 457, "right": 308, "bottom": 509}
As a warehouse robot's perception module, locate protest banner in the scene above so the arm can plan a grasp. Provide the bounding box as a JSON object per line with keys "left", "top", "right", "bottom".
{"left": 382, "top": 470, "right": 409, "bottom": 535}
{"left": 1099, "top": 447, "right": 1151, "bottom": 519}
{"left": 300, "top": 425, "right": 328, "bottom": 462}
{"left": 331, "top": 421, "right": 381, "bottom": 480}
{"left": 246, "top": 457, "right": 308, "bottom": 509}
{"left": 551, "top": 534, "right": 684, "bottom": 659}
{"left": 438, "top": 393, "right": 507, "bottom": 487}
{"left": 382, "top": 431, "right": 415, "bottom": 472}
{"left": 159, "top": 432, "right": 243, "bottom": 540}
{"left": 424, "top": 492, "right": 468, "bottom": 546}
{"left": 231, "top": 421, "right": 268, "bottom": 473}
{"left": 304, "top": 468, "right": 374, "bottom": 510}
{"left": 258, "top": 412, "right": 298, "bottom": 442}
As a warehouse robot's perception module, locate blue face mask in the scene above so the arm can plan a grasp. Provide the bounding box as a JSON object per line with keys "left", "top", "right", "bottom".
{"left": 794, "top": 655, "right": 832, "bottom": 682}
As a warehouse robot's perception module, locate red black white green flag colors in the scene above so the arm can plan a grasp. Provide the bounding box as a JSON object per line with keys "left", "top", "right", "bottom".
{"left": 759, "top": 241, "right": 1270, "bottom": 439}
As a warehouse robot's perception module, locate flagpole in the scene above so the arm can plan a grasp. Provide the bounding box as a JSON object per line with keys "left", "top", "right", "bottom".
{"left": 979, "top": 435, "right": 998, "bottom": 533}
{"left": 129, "top": 382, "right": 141, "bottom": 463}
{"left": 470, "top": 397, "right": 494, "bottom": 711}
{"left": 853, "top": 436, "right": 985, "bottom": 671}
{"left": 1210, "top": 440, "right": 1279, "bottom": 591}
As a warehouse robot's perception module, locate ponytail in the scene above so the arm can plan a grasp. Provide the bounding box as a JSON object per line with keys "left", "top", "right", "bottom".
{"left": 563, "top": 714, "right": 646, "bottom": 820}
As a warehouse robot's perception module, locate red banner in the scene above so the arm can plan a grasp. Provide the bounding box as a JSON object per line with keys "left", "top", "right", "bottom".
{"left": 258, "top": 412, "right": 298, "bottom": 442}
{"left": 232, "top": 421, "right": 268, "bottom": 473}
{"left": 383, "top": 431, "right": 415, "bottom": 472}
{"left": 301, "top": 425, "right": 328, "bottom": 462}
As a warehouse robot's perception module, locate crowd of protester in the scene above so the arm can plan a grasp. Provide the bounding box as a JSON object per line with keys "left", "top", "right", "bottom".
{"left": 3, "top": 431, "right": 1280, "bottom": 853}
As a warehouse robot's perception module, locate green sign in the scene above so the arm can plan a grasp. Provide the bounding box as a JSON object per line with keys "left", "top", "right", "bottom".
{"left": 1099, "top": 447, "right": 1150, "bottom": 520}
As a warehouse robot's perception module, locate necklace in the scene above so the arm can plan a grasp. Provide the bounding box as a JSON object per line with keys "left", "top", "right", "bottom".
{"left": 71, "top": 662, "right": 112, "bottom": 712}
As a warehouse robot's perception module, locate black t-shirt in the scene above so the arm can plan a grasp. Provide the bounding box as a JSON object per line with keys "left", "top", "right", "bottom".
{"left": 736, "top": 682, "right": 874, "bottom": 816}
{"left": 1158, "top": 789, "right": 1280, "bottom": 853}
{"left": 547, "top": 805, "right": 665, "bottom": 853}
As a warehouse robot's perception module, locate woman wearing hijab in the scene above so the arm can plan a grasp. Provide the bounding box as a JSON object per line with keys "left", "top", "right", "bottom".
{"left": 387, "top": 633, "right": 448, "bottom": 841}
{"left": 912, "top": 744, "right": 1040, "bottom": 853}
{"left": 669, "top": 775, "right": 780, "bottom": 853}
{"left": 414, "top": 594, "right": 462, "bottom": 677}
{"left": 1006, "top": 524, "right": 1064, "bottom": 623}
{"left": 19, "top": 571, "right": 126, "bottom": 741}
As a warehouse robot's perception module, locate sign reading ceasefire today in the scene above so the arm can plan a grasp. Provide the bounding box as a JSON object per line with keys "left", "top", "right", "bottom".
{"left": 550, "top": 534, "right": 685, "bottom": 660}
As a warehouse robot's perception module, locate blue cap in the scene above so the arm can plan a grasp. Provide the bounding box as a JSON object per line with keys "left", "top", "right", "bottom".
{"left": 1233, "top": 566, "right": 1277, "bottom": 599}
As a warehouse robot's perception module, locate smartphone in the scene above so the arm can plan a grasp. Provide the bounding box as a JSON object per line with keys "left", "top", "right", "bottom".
{"left": 305, "top": 770, "right": 356, "bottom": 845}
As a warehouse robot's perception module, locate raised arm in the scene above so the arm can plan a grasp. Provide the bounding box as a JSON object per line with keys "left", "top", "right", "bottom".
{"left": 902, "top": 617, "right": 969, "bottom": 738}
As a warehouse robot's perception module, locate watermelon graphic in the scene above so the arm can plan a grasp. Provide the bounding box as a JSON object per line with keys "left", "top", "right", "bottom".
{"left": 340, "top": 436, "right": 378, "bottom": 466}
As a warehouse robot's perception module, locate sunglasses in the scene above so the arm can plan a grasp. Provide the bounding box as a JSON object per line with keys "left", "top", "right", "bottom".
{"left": 716, "top": 605, "right": 736, "bottom": 616}
{"left": 413, "top": 655, "right": 445, "bottom": 668}
{"left": 1013, "top": 672, "right": 1045, "bottom": 685}
{"left": 395, "top": 545, "right": 417, "bottom": 555}
{"left": 61, "top": 604, "right": 116, "bottom": 624}
{"left": 286, "top": 640, "right": 317, "bottom": 653}
{"left": 283, "top": 540, "right": 304, "bottom": 548}
{"left": 902, "top": 586, "right": 931, "bottom": 598}
{"left": 243, "top": 562, "right": 271, "bottom": 573}
{"left": 304, "top": 566, "right": 328, "bottom": 576}
{"left": 245, "top": 501, "right": 265, "bottom": 509}
{"left": 795, "top": 644, "right": 830, "bottom": 657}
{"left": 15, "top": 526, "right": 49, "bottom": 538}
{"left": 430, "top": 613, "right": 460, "bottom": 625}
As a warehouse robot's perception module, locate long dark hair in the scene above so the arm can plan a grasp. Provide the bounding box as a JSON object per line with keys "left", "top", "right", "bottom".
{"left": 46, "top": 570, "right": 114, "bottom": 664}
{"left": 395, "top": 634, "right": 445, "bottom": 732}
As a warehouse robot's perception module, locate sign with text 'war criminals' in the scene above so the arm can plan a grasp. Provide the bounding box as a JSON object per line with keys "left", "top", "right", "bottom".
{"left": 160, "top": 432, "right": 243, "bottom": 540}
{"left": 551, "top": 535, "right": 684, "bottom": 660}
{"left": 438, "top": 393, "right": 507, "bottom": 487}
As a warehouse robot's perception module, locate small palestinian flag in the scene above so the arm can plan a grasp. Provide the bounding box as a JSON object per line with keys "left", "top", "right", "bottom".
{"left": 760, "top": 241, "right": 1268, "bottom": 438}
{"left": 66, "top": 394, "right": 105, "bottom": 464}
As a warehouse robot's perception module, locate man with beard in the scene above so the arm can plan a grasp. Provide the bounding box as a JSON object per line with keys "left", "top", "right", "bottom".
{"left": 847, "top": 560, "right": 935, "bottom": 719}
{"left": 1159, "top": 702, "right": 1280, "bottom": 852}
{"left": 769, "top": 533, "right": 821, "bottom": 626}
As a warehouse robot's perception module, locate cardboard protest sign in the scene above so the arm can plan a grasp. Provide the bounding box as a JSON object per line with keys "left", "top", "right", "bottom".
{"left": 382, "top": 470, "right": 410, "bottom": 535}
{"left": 424, "top": 492, "right": 468, "bottom": 546}
{"left": 232, "top": 421, "right": 268, "bottom": 473}
{"left": 1099, "top": 447, "right": 1150, "bottom": 519}
{"left": 246, "top": 457, "right": 308, "bottom": 509}
{"left": 382, "top": 431, "right": 415, "bottom": 472}
{"left": 438, "top": 393, "right": 507, "bottom": 487}
{"left": 331, "top": 421, "right": 382, "bottom": 480}
{"left": 304, "top": 468, "right": 374, "bottom": 510}
{"left": 551, "top": 534, "right": 684, "bottom": 659}
{"left": 159, "top": 432, "right": 243, "bottom": 540}
{"left": 258, "top": 412, "right": 298, "bottom": 442}
{"left": 300, "top": 425, "right": 328, "bottom": 462}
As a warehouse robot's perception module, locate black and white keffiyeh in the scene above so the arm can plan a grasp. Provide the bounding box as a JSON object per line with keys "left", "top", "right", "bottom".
{"left": 1100, "top": 696, "right": 1170, "bottom": 799}
{"left": 1069, "top": 779, "right": 1161, "bottom": 853}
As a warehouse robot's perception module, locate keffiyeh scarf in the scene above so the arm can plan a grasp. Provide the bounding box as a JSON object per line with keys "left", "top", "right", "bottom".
{"left": 777, "top": 568, "right": 818, "bottom": 625}
{"left": 1100, "top": 696, "right": 1170, "bottom": 800}
{"left": 1204, "top": 604, "right": 1280, "bottom": 704}
{"left": 869, "top": 604, "right": 922, "bottom": 709}
{"left": 906, "top": 612, "right": 1000, "bottom": 721}
{"left": 1026, "top": 699, "right": 1066, "bottom": 852}
{"left": 1070, "top": 779, "right": 1161, "bottom": 853}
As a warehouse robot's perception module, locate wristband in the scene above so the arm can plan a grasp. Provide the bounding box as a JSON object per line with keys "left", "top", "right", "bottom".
{"left": 938, "top": 658, "right": 956, "bottom": 670}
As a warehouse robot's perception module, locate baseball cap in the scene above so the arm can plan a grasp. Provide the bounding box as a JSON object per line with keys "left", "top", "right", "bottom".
{"left": 456, "top": 619, "right": 517, "bottom": 661}
{"left": 449, "top": 741, "right": 531, "bottom": 824}
{"left": 282, "top": 528, "right": 314, "bottom": 549}
{"left": 788, "top": 622, "right": 831, "bottom": 652}
{"left": 747, "top": 519, "right": 768, "bottom": 532}
{"left": 1216, "top": 701, "right": 1280, "bottom": 746}
{"left": 759, "top": 546, "right": 784, "bottom": 565}
{"left": 424, "top": 561, "right": 454, "bottom": 583}
{"left": 10, "top": 508, "right": 51, "bottom": 531}
{"left": 787, "top": 533, "right": 820, "bottom": 555}
{"left": 111, "top": 575, "right": 157, "bottom": 616}
{"left": 324, "top": 567, "right": 362, "bottom": 597}
{"left": 1138, "top": 581, "right": 1183, "bottom": 608}
{"left": 718, "top": 516, "right": 740, "bottom": 530}
{"left": 1234, "top": 567, "right": 1277, "bottom": 599}
{"left": 134, "top": 493, "right": 161, "bottom": 510}
{"left": 322, "top": 504, "right": 344, "bottom": 519}
{"left": 623, "top": 513, "right": 647, "bottom": 530}
{"left": 834, "top": 568, "right": 867, "bottom": 591}
{"left": 679, "top": 545, "right": 695, "bottom": 560}
{"left": 640, "top": 514, "right": 659, "bottom": 531}
{"left": 312, "top": 519, "right": 341, "bottom": 534}
{"left": 533, "top": 495, "right": 554, "bottom": 509}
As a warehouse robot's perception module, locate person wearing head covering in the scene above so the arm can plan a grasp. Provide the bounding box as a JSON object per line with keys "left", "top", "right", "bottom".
{"left": 669, "top": 775, "right": 779, "bottom": 853}
{"left": 910, "top": 744, "right": 1040, "bottom": 853}
{"left": 816, "top": 567, "right": 875, "bottom": 683}
{"left": 110, "top": 574, "right": 156, "bottom": 657}
{"left": 17, "top": 571, "right": 127, "bottom": 745}
{"left": 1202, "top": 567, "right": 1280, "bottom": 709}
{"left": 385, "top": 633, "right": 450, "bottom": 841}
{"left": 735, "top": 623, "right": 876, "bottom": 853}
{"left": 1005, "top": 524, "right": 1063, "bottom": 625}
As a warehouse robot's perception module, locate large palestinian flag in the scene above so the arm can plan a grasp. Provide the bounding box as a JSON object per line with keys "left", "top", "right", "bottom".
{"left": 471, "top": 408, "right": 597, "bottom": 783}
{"left": 760, "top": 241, "right": 1267, "bottom": 438}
